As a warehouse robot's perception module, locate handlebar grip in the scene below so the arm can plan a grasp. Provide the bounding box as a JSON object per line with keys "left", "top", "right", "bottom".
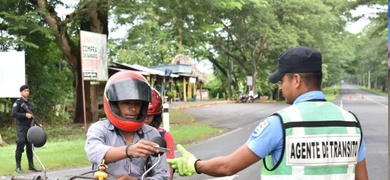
{"left": 11, "top": 175, "right": 42, "bottom": 180}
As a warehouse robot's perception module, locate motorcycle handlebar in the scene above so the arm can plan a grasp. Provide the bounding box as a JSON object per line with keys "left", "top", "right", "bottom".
{"left": 11, "top": 174, "right": 99, "bottom": 180}
{"left": 11, "top": 169, "right": 103, "bottom": 180}
{"left": 11, "top": 175, "right": 44, "bottom": 180}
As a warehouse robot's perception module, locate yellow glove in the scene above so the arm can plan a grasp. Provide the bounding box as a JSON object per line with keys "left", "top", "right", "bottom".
{"left": 167, "top": 144, "right": 200, "bottom": 176}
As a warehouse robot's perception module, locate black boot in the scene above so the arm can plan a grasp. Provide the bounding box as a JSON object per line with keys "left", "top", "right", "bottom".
{"left": 28, "top": 162, "right": 41, "bottom": 172}
{"left": 15, "top": 163, "right": 23, "bottom": 173}
{"left": 16, "top": 149, "right": 23, "bottom": 173}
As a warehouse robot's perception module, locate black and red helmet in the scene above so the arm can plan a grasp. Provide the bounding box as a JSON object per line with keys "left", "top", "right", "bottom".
{"left": 148, "top": 88, "right": 163, "bottom": 115}
{"left": 103, "top": 71, "right": 151, "bottom": 132}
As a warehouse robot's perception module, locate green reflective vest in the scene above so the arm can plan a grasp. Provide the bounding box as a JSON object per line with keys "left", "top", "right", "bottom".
{"left": 261, "top": 101, "right": 362, "bottom": 180}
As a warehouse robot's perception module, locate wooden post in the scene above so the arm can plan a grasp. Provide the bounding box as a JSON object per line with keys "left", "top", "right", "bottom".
{"left": 193, "top": 82, "right": 197, "bottom": 101}
{"left": 188, "top": 81, "right": 192, "bottom": 100}
{"left": 183, "top": 78, "right": 187, "bottom": 102}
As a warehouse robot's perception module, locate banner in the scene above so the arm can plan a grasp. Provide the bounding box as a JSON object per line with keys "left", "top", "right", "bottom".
{"left": 0, "top": 51, "right": 25, "bottom": 97}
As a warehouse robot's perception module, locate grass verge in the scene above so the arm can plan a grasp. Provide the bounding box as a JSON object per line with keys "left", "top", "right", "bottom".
{"left": 355, "top": 85, "right": 388, "bottom": 96}
{"left": 0, "top": 138, "right": 90, "bottom": 175}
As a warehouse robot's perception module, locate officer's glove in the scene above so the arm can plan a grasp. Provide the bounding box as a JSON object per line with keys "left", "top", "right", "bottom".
{"left": 167, "top": 144, "right": 200, "bottom": 176}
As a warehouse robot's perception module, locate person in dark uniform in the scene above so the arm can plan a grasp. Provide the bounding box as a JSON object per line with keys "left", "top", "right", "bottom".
{"left": 11, "top": 85, "right": 41, "bottom": 173}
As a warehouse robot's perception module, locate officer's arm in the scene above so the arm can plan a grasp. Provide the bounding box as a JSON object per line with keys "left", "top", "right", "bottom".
{"left": 355, "top": 159, "right": 368, "bottom": 180}
{"left": 11, "top": 102, "right": 25, "bottom": 118}
{"left": 195, "top": 144, "right": 261, "bottom": 176}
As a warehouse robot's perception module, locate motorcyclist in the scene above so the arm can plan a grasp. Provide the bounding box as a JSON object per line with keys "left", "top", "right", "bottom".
{"left": 84, "top": 71, "right": 169, "bottom": 179}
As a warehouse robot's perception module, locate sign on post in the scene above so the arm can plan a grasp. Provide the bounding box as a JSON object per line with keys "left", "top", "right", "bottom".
{"left": 189, "top": 77, "right": 196, "bottom": 83}
{"left": 79, "top": 31, "right": 108, "bottom": 132}
{"left": 80, "top": 30, "right": 108, "bottom": 81}
{"left": 246, "top": 76, "right": 252, "bottom": 86}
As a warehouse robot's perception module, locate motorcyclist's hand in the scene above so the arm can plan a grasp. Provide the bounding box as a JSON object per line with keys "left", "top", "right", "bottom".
{"left": 126, "top": 140, "right": 159, "bottom": 158}
{"left": 167, "top": 144, "right": 199, "bottom": 176}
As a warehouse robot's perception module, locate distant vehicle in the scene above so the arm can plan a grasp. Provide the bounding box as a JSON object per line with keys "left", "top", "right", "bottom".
{"left": 237, "top": 91, "right": 258, "bottom": 103}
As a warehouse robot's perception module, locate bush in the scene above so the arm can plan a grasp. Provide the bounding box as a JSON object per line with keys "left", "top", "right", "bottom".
{"left": 166, "top": 90, "right": 177, "bottom": 99}
{"left": 0, "top": 112, "right": 13, "bottom": 124}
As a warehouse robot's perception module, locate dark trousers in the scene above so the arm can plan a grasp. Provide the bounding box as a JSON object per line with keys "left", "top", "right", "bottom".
{"left": 15, "top": 126, "right": 34, "bottom": 165}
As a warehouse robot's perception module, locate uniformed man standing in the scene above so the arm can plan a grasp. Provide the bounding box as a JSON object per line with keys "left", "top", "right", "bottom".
{"left": 11, "top": 85, "right": 41, "bottom": 173}
{"left": 167, "top": 47, "right": 368, "bottom": 180}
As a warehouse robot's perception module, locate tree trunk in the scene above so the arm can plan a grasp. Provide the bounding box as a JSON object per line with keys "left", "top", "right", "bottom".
{"left": 0, "top": 134, "right": 7, "bottom": 147}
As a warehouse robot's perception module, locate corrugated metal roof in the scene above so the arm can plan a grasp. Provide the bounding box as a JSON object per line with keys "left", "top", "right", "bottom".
{"left": 108, "top": 67, "right": 150, "bottom": 75}
{"left": 112, "top": 62, "right": 178, "bottom": 77}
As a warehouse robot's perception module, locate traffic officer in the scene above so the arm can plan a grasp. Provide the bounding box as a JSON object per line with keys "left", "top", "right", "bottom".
{"left": 167, "top": 47, "right": 369, "bottom": 180}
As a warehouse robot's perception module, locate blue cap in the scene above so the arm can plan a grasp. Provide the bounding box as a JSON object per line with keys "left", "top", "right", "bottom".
{"left": 268, "top": 47, "right": 322, "bottom": 83}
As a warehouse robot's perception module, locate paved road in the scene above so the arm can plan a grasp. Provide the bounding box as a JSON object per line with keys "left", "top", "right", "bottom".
{"left": 3, "top": 84, "right": 387, "bottom": 179}
{"left": 337, "top": 84, "right": 388, "bottom": 180}
{"left": 175, "top": 102, "right": 288, "bottom": 180}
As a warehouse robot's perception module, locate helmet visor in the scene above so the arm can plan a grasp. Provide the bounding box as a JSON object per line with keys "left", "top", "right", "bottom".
{"left": 106, "top": 78, "right": 151, "bottom": 102}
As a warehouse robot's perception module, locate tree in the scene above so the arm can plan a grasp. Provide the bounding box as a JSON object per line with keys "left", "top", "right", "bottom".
{"left": 27, "top": 0, "right": 110, "bottom": 123}
{"left": 109, "top": 0, "right": 386, "bottom": 100}
{"left": 0, "top": 0, "right": 73, "bottom": 124}
{"left": 206, "top": 0, "right": 352, "bottom": 98}
{"left": 341, "top": 0, "right": 387, "bottom": 91}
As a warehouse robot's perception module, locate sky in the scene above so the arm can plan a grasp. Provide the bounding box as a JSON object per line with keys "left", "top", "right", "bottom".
{"left": 345, "top": 5, "right": 384, "bottom": 34}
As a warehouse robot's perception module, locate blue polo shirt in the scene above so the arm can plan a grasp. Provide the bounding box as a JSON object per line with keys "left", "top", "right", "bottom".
{"left": 246, "top": 91, "right": 366, "bottom": 165}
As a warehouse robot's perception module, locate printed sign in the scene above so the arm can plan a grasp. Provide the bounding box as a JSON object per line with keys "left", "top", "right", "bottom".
{"left": 80, "top": 30, "right": 108, "bottom": 81}
{"left": 286, "top": 134, "right": 360, "bottom": 166}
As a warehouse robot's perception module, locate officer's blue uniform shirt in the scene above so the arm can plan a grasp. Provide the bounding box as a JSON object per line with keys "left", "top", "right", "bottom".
{"left": 246, "top": 91, "right": 366, "bottom": 164}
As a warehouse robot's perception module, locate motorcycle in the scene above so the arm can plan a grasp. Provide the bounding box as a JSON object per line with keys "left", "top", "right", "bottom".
{"left": 237, "top": 91, "right": 258, "bottom": 103}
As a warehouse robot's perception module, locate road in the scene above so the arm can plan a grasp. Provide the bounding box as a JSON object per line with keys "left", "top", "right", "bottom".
{"left": 174, "top": 83, "right": 388, "bottom": 180}
{"left": 3, "top": 84, "right": 387, "bottom": 180}
{"left": 174, "top": 102, "right": 288, "bottom": 180}
{"left": 337, "top": 84, "right": 388, "bottom": 180}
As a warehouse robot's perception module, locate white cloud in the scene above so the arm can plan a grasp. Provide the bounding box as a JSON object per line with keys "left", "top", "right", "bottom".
{"left": 346, "top": 20, "right": 371, "bottom": 34}
{"left": 345, "top": 5, "right": 387, "bottom": 34}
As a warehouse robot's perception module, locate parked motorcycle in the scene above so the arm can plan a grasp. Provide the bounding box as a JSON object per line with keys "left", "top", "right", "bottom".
{"left": 237, "top": 91, "right": 258, "bottom": 103}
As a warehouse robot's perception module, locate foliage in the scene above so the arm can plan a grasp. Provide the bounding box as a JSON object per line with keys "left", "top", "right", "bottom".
{"left": 116, "top": 0, "right": 390, "bottom": 108}
{"left": 323, "top": 85, "right": 341, "bottom": 101}
{"left": 0, "top": 0, "right": 111, "bottom": 124}
{"left": 0, "top": 112, "right": 13, "bottom": 126}
{"left": 0, "top": 0, "right": 387, "bottom": 126}
{"left": 204, "top": 72, "right": 229, "bottom": 100}
{"left": 0, "top": 0, "right": 74, "bottom": 124}
{"left": 24, "top": 34, "right": 74, "bottom": 124}
{"left": 166, "top": 90, "right": 177, "bottom": 99}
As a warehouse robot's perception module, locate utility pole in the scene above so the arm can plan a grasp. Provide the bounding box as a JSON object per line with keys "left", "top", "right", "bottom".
{"left": 368, "top": 71, "right": 371, "bottom": 89}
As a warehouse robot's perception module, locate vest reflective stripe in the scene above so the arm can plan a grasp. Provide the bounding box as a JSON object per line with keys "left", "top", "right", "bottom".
{"left": 285, "top": 105, "right": 305, "bottom": 176}
{"left": 261, "top": 101, "right": 361, "bottom": 180}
